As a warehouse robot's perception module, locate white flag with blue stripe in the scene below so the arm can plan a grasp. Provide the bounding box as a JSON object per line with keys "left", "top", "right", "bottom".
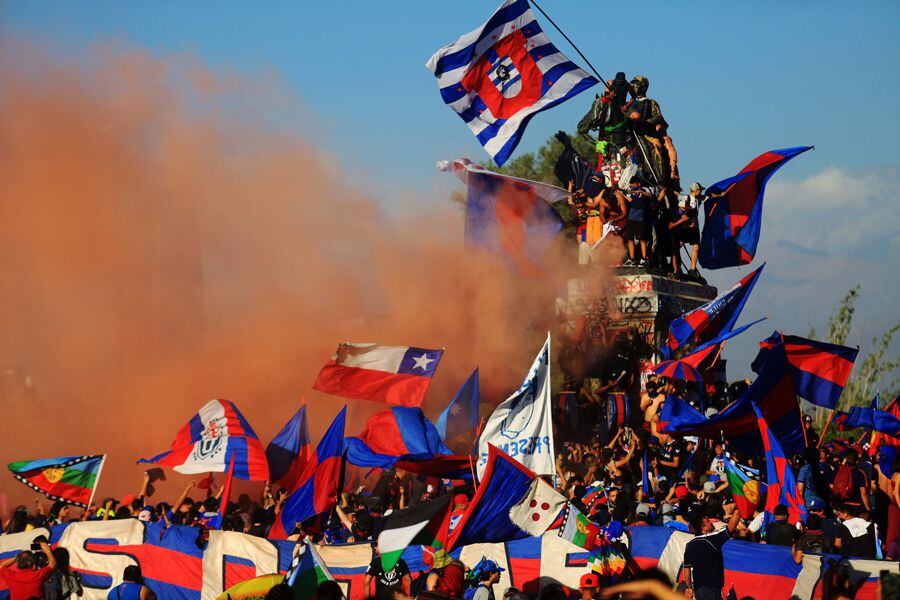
{"left": 426, "top": 0, "right": 598, "bottom": 166}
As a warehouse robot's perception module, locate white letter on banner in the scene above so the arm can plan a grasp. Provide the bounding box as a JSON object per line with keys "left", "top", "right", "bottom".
{"left": 57, "top": 520, "right": 145, "bottom": 599}
{"left": 539, "top": 533, "right": 588, "bottom": 589}
{"left": 202, "top": 530, "right": 280, "bottom": 600}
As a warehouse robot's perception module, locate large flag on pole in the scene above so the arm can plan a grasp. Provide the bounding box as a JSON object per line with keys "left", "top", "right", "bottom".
{"left": 8, "top": 455, "right": 105, "bottom": 507}
{"left": 313, "top": 343, "right": 443, "bottom": 407}
{"left": 754, "top": 403, "right": 807, "bottom": 530}
{"left": 662, "top": 264, "right": 764, "bottom": 358}
{"left": 435, "top": 368, "right": 480, "bottom": 444}
{"left": 270, "top": 407, "right": 347, "bottom": 540}
{"left": 700, "top": 146, "right": 812, "bottom": 269}
{"left": 265, "top": 403, "right": 312, "bottom": 491}
{"left": 476, "top": 333, "right": 555, "bottom": 478}
{"left": 426, "top": 0, "right": 598, "bottom": 166}
{"left": 438, "top": 158, "right": 567, "bottom": 276}
{"left": 138, "top": 399, "right": 269, "bottom": 481}
{"left": 722, "top": 453, "right": 763, "bottom": 519}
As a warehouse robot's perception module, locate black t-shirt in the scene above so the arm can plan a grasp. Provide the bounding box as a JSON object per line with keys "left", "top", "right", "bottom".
{"left": 658, "top": 441, "right": 684, "bottom": 480}
{"left": 367, "top": 557, "right": 409, "bottom": 600}
{"left": 764, "top": 520, "right": 798, "bottom": 546}
{"left": 821, "top": 518, "right": 852, "bottom": 556}
{"left": 684, "top": 529, "right": 729, "bottom": 590}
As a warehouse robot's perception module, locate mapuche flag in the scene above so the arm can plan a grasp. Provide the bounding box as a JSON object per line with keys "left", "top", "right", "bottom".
{"left": 8, "top": 455, "right": 106, "bottom": 507}
{"left": 313, "top": 343, "right": 443, "bottom": 407}
{"left": 377, "top": 494, "right": 452, "bottom": 573}
{"left": 722, "top": 453, "right": 763, "bottom": 519}
{"left": 700, "top": 146, "right": 812, "bottom": 269}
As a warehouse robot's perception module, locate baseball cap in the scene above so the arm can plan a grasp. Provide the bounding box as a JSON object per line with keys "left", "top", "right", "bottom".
{"left": 454, "top": 493, "right": 470, "bottom": 507}
{"left": 635, "top": 503, "right": 651, "bottom": 517}
{"left": 684, "top": 436, "right": 699, "bottom": 444}
{"left": 120, "top": 494, "right": 136, "bottom": 507}
{"left": 580, "top": 573, "right": 600, "bottom": 589}
{"left": 803, "top": 414, "right": 813, "bottom": 423}
{"left": 808, "top": 498, "right": 826, "bottom": 511}
{"left": 690, "top": 182, "right": 704, "bottom": 192}
{"left": 674, "top": 484, "right": 689, "bottom": 499}
{"left": 432, "top": 549, "right": 452, "bottom": 569}
{"left": 476, "top": 559, "right": 505, "bottom": 574}
{"left": 703, "top": 481, "right": 718, "bottom": 494}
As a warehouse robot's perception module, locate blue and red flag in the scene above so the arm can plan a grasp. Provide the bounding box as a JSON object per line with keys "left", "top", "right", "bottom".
{"left": 426, "top": 0, "right": 598, "bottom": 166}
{"left": 835, "top": 405, "right": 900, "bottom": 438}
{"left": 439, "top": 158, "right": 567, "bottom": 276}
{"left": 139, "top": 399, "right": 269, "bottom": 481}
{"left": 662, "top": 264, "right": 764, "bottom": 358}
{"left": 435, "top": 368, "right": 480, "bottom": 445}
{"left": 446, "top": 444, "right": 536, "bottom": 550}
{"left": 269, "top": 406, "right": 347, "bottom": 540}
{"left": 265, "top": 403, "right": 312, "bottom": 491}
{"left": 753, "top": 403, "right": 807, "bottom": 530}
{"left": 343, "top": 407, "right": 472, "bottom": 478}
{"left": 699, "top": 146, "right": 812, "bottom": 269}
{"left": 641, "top": 449, "right": 652, "bottom": 500}
{"left": 659, "top": 334, "right": 807, "bottom": 456}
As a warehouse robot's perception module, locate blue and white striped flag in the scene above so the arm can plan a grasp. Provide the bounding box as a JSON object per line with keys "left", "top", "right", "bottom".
{"left": 426, "top": 0, "right": 598, "bottom": 166}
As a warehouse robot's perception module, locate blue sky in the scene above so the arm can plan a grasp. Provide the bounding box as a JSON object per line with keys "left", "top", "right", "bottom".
{"left": 3, "top": 0, "right": 898, "bottom": 376}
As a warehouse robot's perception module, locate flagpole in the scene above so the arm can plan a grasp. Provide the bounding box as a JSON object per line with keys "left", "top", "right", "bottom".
{"left": 86, "top": 454, "right": 107, "bottom": 512}
{"left": 529, "top": 0, "right": 610, "bottom": 91}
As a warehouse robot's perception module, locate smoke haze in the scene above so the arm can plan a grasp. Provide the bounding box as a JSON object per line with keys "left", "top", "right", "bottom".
{"left": 0, "top": 42, "right": 612, "bottom": 508}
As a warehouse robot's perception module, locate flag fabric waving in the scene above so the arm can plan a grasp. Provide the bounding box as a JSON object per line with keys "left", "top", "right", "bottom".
{"left": 426, "top": 0, "right": 598, "bottom": 166}
{"left": 447, "top": 444, "right": 536, "bottom": 550}
{"left": 343, "top": 407, "right": 471, "bottom": 478}
{"left": 477, "top": 333, "right": 555, "bottom": 478}
{"left": 754, "top": 403, "right": 807, "bottom": 530}
{"left": 558, "top": 502, "right": 600, "bottom": 551}
{"left": 778, "top": 333, "right": 858, "bottom": 409}
{"left": 265, "top": 403, "right": 312, "bottom": 491}
{"left": 835, "top": 406, "right": 900, "bottom": 437}
{"left": 8, "top": 455, "right": 105, "bottom": 507}
{"left": 378, "top": 495, "right": 452, "bottom": 573}
{"left": 508, "top": 477, "right": 567, "bottom": 537}
{"left": 139, "top": 399, "right": 268, "bottom": 481}
{"left": 435, "top": 368, "right": 480, "bottom": 444}
{"left": 313, "top": 343, "right": 443, "bottom": 407}
{"left": 700, "top": 146, "right": 812, "bottom": 269}
{"left": 286, "top": 539, "right": 336, "bottom": 598}
{"left": 662, "top": 264, "right": 764, "bottom": 358}
{"left": 438, "top": 158, "right": 566, "bottom": 276}
{"left": 270, "top": 407, "right": 346, "bottom": 540}
{"left": 722, "top": 454, "right": 763, "bottom": 519}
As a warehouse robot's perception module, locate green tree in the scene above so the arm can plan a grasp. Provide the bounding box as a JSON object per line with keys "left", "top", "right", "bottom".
{"left": 813, "top": 286, "right": 899, "bottom": 434}
{"left": 481, "top": 132, "right": 597, "bottom": 186}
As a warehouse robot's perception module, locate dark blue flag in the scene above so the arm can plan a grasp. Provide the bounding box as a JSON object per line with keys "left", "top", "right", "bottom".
{"left": 435, "top": 369, "right": 480, "bottom": 444}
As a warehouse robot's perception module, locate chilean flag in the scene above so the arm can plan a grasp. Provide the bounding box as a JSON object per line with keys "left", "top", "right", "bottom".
{"left": 265, "top": 403, "right": 312, "bottom": 491}
{"left": 313, "top": 343, "right": 443, "bottom": 407}
{"left": 344, "top": 407, "right": 472, "bottom": 478}
{"left": 700, "top": 146, "right": 812, "bottom": 269}
{"left": 139, "top": 399, "right": 268, "bottom": 481}
{"left": 426, "top": 0, "right": 597, "bottom": 166}
{"left": 663, "top": 264, "right": 764, "bottom": 358}
{"left": 269, "top": 406, "right": 346, "bottom": 540}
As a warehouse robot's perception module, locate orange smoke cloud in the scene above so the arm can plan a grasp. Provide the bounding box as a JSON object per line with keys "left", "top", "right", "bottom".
{"left": 0, "top": 41, "right": 608, "bottom": 508}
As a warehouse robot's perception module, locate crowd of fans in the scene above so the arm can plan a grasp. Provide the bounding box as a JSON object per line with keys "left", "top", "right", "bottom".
{"left": 3, "top": 372, "right": 898, "bottom": 600}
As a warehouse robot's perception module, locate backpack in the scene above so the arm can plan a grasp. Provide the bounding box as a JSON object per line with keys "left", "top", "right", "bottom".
{"left": 463, "top": 583, "right": 487, "bottom": 600}
{"left": 832, "top": 465, "right": 855, "bottom": 500}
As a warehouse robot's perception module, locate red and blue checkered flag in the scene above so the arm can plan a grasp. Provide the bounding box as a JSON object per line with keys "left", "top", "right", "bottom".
{"left": 426, "top": 0, "right": 597, "bottom": 166}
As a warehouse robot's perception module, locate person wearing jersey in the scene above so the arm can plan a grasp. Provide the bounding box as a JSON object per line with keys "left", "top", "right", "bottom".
{"left": 682, "top": 506, "right": 741, "bottom": 600}
{"left": 624, "top": 180, "right": 653, "bottom": 267}
{"left": 107, "top": 566, "right": 156, "bottom": 600}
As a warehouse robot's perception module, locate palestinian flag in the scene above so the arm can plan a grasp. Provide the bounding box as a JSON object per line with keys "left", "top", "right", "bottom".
{"left": 8, "top": 455, "right": 105, "bottom": 507}
{"left": 558, "top": 502, "right": 600, "bottom": 550}
{"left": 377, "top": 494, "right": 451, "bottom": 573}
{"left": 722, "top": 453, "right": 763, "bottom": 519}
{"left": 286, "top": 539, "right": 336, "bottom": 598}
